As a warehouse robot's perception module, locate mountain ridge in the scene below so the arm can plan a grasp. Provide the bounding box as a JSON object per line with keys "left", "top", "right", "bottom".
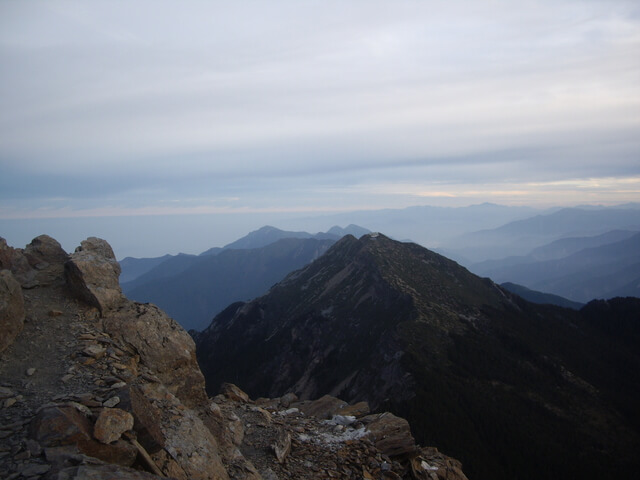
{"left": 196, "top": 233, "right": 640, "bottom": 480}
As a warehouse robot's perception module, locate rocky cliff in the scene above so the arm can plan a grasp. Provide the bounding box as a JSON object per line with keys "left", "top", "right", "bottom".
{"left": 0, "top": 235, "right": 468, "bottom": 480}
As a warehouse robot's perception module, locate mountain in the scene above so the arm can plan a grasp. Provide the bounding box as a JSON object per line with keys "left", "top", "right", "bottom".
{"left": 500, "top": 282, "right": 584, "bottom": 309}
{"left": 199, "top": 224, "right": 370, "bottom": 256}
{"left": 124, "top": 237, "right": 336, "bottom": 331}
{"left": 279, "top": 203, "right": 540, "bottom": 252}
{"left": 118, "top": 253, "right": 173, "bottom": 283}
{"left": 446, "top": 207, "right": 640, "bottom": 262}
{"left": 121, "top": 224, "right": 370, "bottom": 282}
{"left": 1, "top": 235, "right": 467, "bottom": 480}
{"left": 472, "top": 232, "right": 640, "bottom": 302}
{"left": 195, "top": 233, "right": 640, "bottom": 480}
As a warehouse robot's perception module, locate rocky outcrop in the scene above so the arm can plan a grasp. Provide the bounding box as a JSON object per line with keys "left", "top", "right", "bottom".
{"left": 0, "top": 269, "right": 25, "bottom": 353}
{"left": 65, "top": 237, "right": 124, "bottom": 315}
{"left": 23, "top": 235, "right": 70, "bottom": 287}
{"left": 1, "top": 235, "right": 69, "bottom": 288}
{"left": 0, "top": 237, "right": 32, "bottom": 281}
{"left": 104, "top": 302, "right": 207, "bottom": 408}
{"left": 0, "top": 235, "right": 469, "bottom": 480}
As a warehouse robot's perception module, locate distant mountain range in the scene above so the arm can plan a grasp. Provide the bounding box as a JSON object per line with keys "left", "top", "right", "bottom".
{"left": 194, "top": 233, "right": 640, "bottom": 480}
{"left": 121, "top": 225, "right": 370, "bottom": 330}
{"left": 443, "top": 206, "right": 640, "bottom": 262}
{"left": 471, "top": 230, "right": 640, "bottom": 302}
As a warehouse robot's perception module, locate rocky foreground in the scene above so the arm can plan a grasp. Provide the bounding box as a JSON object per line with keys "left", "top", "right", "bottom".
{"left": 0, "top": 235, "right": 468, "bottom": 480}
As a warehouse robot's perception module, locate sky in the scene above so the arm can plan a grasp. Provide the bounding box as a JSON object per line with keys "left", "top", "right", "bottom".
{"left": 1, "top": 0, "right": 640, "bottom": 256}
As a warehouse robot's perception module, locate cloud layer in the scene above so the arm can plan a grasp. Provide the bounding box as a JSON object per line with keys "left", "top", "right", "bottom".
{"left": 1, "top": 0, "right": 639, "bottom": 218}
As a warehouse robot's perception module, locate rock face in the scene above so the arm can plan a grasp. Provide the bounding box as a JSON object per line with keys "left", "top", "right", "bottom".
{"left": 0, "top": 235, "right": 69, "bottom": 288}
{"left": 0, "top": 235, "right": 468, "bottom": 480}
{"left": 93, "top": 408, "right": 134, "bottom": 444}
{"left": 65, "top": 237, "right": 124, "bottom": 315}
{"left": 0, "top": 269, "right": 25, "bottom": 353}
{"left": 104, "top": 302, "right": 208, "bottom": 408}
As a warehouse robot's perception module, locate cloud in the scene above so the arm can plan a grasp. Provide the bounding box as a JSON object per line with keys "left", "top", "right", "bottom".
{"left": 1, "top": 0, "right": 639, "bottom": 215}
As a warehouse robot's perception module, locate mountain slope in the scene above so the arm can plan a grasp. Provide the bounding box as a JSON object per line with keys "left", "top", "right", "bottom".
{"left": 125, "top": 238, "right": 335, "bottom": 331}
{"left": 500, "top": 282, "right": 583, "bottom": 309}
{"left": 195, "top": 233, "right": 640, "bottom": 480}
{"left": 447, "top": 207, "right": 640, "bottom": 262}
{"left": 472, "top": 232, "right": 640, "bottom": 302}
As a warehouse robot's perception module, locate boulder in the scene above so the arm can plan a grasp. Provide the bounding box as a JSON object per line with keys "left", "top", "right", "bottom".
{"left": 137, "top": 382, "right": 229, "bottom": 480}
{"left": 295, "top": 394, "right": 347, "bottom": 419}
{"left": 93, "top": 408, "right": 134, "bottom": 444}
{"left": 0, "top": 270, "right": 25, "bottom": 353}
{"left": 65, "top": 237, "right": 123, "bottom": 315}
{"left": 22, "top": 235, "right": 69, "bottom": 286}
{"left": 104, "top": 302, "right": 207, "bottom": 408}
{"left": 336, "top": 401, "right": 370, "bottom": 418}
{"left": 30, "top": 406, "right": 137, "bottom": 467}
{"left": 112, "top": 385, "right": 165, "bottom": 453}
{"left": 0, "top": 237, "right": 31, "bottom": 283}
{"left": 221, "top": 383, "right": 250, "bottom": 403}
{"left": 361, "top": 412, "right": 418, "bottom": 457}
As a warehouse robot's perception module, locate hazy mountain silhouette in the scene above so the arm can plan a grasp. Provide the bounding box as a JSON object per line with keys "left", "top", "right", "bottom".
{"left": 447, "top": 207, "right": 640, "bottom": 262}
{"left": 473, "top": 232, "right": 640, "bottom": 302}
{"left": 124, "top": 237, "right": 336, "bottom": 331}
{"left": 121, "top": 225, "right": 370, "bottom": 283}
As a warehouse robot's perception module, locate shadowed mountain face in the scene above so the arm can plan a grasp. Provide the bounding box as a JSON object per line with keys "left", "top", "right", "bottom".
{"left": 124, "top": 238, "right": 336, "bottom": 331}
{"left": 195, "top": 233, "right": 640, "bottom": 480}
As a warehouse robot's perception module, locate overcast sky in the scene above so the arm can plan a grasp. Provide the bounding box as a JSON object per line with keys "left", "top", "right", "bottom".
{"left": 1, "top": 0, "right": 639, "bottom": 227}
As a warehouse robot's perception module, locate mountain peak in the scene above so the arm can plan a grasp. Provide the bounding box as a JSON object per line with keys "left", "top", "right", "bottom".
{"left": 196, "top": 231, "right": 640, "bottom": 480}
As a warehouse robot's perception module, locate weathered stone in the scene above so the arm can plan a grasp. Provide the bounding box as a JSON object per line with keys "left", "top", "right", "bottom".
{"left": 22, "top": 234, "right": 70, "bottom": 287}
{"left": 102, "top": 396, "right": 120, "bottom": 408}
{"left": 104, "top": 302, "right": 207, "bottom": 408}
{"left": 0, "top": 237, "right": 29, "bottom": 275}
{"left": 82, "top": 344, "right": 106, "bottom": 359}
{"left": 272, "top": 429, "right": 291, "bottom": 464}
{"left": 279, "top": 392, "right": 298, "bottom": 408}
{"left": 221, "top": 383, "right": 250, "bottom": 403}
{"left": 295, "top": 395, "right": 347, "bottom": 419}
{"left": 112, "top": 385, "right": 165, "bottom": 453}
{"left": 139, "top": 382, "right": 229, "bottom": 480}
{"left": 65, "top": 237, "right": 123, "bottom": 315}
{"left": 415, "top": 447, "right": 470, "bottom": 480}
{"left": 0, "top": 270, "right": 25, "bottom": 353}
{"left": 30, "top": 406, "right": 137, "bottom": 467}
{"left": 93, "top": 408, "right": 134, "bottom": 444}
{"left": 336, "top": 401, "right": 370, "bottom": 418}
{"left": 361, "top": 412, "right": 418, "bottom": 457}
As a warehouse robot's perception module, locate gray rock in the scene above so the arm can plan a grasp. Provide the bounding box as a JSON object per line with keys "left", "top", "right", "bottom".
{"left": 0, "top": 237, "right": 32, "bottom": 285}
{"left": 295, "top": 395, "right": 347, "bottom": 420}
{"left": 361, "top": 412, "right": 418, "bottom": 457}
{"left": 22, "top": 234, "right": 69, "bottom": 286}
{"left": 65, "top": 237, "right": 124, "bottom": 315}
{"left": 0, "top": 270, "right": 25, "bottom": 353}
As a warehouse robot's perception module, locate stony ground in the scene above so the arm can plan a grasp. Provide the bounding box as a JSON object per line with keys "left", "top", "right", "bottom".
{"left": 0, "top": 280, "right": 102, "bottom": 479}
